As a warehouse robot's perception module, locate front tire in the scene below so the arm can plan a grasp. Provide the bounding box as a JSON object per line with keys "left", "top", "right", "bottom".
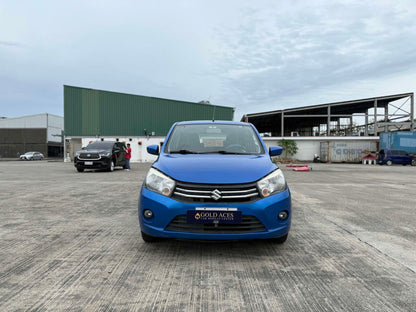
{"left": 270, "top": 233, "right": 288, "bottom": 244}
{"left": 412, "top": 159, "right": 416, "bottom": 166}
{"left": 386, "top": 160, "right": 393, "bottom": 166}
{"left": 141, "top": 231, "right": 162, "bottom": 243}
{"left": 108, "top": 160, "right": 115, "bottom": 172}
{"left": 77, "top": 167, "right": 84, "bottom": 172}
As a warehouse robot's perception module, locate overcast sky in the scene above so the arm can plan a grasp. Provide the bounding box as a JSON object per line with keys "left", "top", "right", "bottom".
{"left": 1, "top": 0, "right": 416, "bottom": 120}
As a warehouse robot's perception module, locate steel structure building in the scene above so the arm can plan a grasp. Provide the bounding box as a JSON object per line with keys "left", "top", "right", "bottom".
{"left": 64, "top": 85, "right": 234, "bottom": 137}
{"left": 63, "top": 85, "right": 235, "bottom": 162}
{"left": 242, "top": 93, "right": 414, "bottom": 137}
{"left": 0, "top": 114, "right": 63, "bottom": 158}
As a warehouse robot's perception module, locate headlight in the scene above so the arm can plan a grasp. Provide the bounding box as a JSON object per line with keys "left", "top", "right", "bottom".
{"left": 99, "top": 151, "right": 111, "bottom": 157}
{"left": 257, "top": 169, "right": 287, "bottom": 197}
{"left": 145, "top": 168, "right": 175, "bottom": 197}
{"left": 75, "top": 151, "right": 81, "bottom": 157}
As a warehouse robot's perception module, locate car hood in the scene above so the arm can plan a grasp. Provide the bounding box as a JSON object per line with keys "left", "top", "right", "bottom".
{"left": 78, "top": 149, "right": 111, "bottom": 154}
{"left": 153, "top": 154, "right": 277, "bottom": 184}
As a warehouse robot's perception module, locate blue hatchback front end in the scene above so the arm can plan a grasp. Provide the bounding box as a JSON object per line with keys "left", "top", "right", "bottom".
{"left": 139, "top": 121, "right": 291, "bottom": 243}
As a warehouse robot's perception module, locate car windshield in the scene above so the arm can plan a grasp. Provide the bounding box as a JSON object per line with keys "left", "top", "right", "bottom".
{"left": 165, "top": 123, "right": 264, "bottom": 155}
{"left": 86, "top": 141, "right": 114, "bottom": 150}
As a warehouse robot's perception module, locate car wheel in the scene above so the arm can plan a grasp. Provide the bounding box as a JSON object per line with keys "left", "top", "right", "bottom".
{"left": 412, "top": 159, "right": 416, "bottom": 166}
{"left": 386, "top": 160, "right": 393, "bottom": 166}
{"left": 141, "top": 231, "right": 162, "bottom": 243}
{"left": 270, "top": 233, "right": 288, "bottom": 244}
{"left": 108, "top": 160, "right": 115, "bottom": 172}
{"left": 77, "top": 167, "right": 84, "bottom": 172}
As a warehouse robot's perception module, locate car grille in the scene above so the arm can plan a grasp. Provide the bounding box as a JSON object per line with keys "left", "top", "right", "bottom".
{"left": 165, "top": 215, "right": 266, "bottom": 233}
{"left": 78, "top": 153, "right": 100, "bottom": 160}
{"left": 172, "top": 182, "right": 260, "bottom": 203}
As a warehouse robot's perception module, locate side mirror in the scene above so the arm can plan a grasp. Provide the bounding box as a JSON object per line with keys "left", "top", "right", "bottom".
{"left": 269, "top": 146, "right": 283, "bottom": 156}
{"left": 147, "top": 145, "right": 160, "bottom": 155}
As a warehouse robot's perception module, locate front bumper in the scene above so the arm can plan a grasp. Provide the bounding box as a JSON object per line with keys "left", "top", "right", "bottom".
{"left": 139, "top": 186, "right": 291, "bottom": 240}
{"left": 74, "top": 157, "right": 111, "bottom": 169}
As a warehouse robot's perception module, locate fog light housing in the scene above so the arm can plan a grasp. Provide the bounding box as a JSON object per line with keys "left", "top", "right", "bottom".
{"left": 278, "top": 210, "right": 288, "bottom": 220}
{"left": 143, "top": 209, "right": 154, "bottom": 219}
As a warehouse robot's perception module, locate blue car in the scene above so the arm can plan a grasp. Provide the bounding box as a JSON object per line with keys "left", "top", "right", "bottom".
{"left": 377, "top": 149, "right": 416, "bottom": 166}
{"left": 139, "top": 121, "right": 291, "bottom": 243}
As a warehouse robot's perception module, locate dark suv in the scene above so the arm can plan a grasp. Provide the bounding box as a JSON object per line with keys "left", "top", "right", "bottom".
{"left": 377, "top": 149, "right": 416, "bottom": 166}
{"left": 74, "top": 141, "right": 126, "bottom": 172}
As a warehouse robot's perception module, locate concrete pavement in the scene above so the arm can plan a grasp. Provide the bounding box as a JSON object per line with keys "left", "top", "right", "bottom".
{"left": 0, "top": 161, "right": 415, "bottom": 311}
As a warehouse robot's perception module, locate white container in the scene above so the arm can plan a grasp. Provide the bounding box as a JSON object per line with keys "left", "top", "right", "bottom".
{"left": 320, "top": 141, "right": 378, "bottom": 163}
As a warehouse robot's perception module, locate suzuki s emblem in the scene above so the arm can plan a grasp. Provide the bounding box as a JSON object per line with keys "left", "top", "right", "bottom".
{"left": 211, "top": 189, "right": 222, "bottom": 201}
{"left": 87, "top": 154, "right": 91, "bottom": 157}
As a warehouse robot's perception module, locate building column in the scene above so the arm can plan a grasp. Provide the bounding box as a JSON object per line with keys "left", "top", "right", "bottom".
{"left": 365, "top": 111, "right": 369, "bottom": 136}
{"left": 384, "top": 105, "right": 389, "bottom": 132}
{"left": 281, "top": 112, "right": 284, "bottom": 137}
{"left": 411, "top": 94, "right": 415, "bottom": 131}
{"left": 374, "top": 99, "right": 378, "bottom": 136}
{"left": 327, "top": 105, "right": 331, "bottom": 136}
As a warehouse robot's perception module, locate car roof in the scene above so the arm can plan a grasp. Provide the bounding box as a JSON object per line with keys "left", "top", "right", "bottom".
{"left": 175, "top": 120, "right": 252, "bottom": 126}
{"left": 88, "top": 141, "right": 117, "bottom": 145}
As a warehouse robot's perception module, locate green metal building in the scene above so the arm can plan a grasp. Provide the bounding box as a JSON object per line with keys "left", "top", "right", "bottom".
{"left": 64, "top": 85, "right": 234, "bottom": 136}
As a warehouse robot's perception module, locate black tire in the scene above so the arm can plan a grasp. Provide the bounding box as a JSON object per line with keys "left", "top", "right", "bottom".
{"left": 411, "top": 159, "right": 416, "bottom": 166}
{"left": 108, "top": 160, "right": 115, "bottom": 172}
{"left": 270, "top": 233, "right": 288, "bottom": 244}
{"left": 141, "top": 231, "right": 161, "bottom": 243}
{"left": 77, "top": 167, "right": 84, "bottom": 172}
{"left": 386, "top": 160, "right": 393, "bottom": 166}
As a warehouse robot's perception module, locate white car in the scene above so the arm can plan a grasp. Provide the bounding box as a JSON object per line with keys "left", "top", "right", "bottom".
{"left": 19, "top": 152, "right": 44, "bottom": 160}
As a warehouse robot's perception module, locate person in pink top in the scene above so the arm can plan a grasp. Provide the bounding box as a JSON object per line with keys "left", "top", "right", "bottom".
{"left": 124, "top": 143, "right": 132, "bottom": 171}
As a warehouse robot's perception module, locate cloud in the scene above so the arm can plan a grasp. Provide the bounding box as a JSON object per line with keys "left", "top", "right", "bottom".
{"left": 213, "top": 1, "right": 416, "bottom": 116}
{"left": 0, "top": 40, "right": 23, "bottom": 47}
{"left": 1, "top": 0, "right": 415, "bottom": 120}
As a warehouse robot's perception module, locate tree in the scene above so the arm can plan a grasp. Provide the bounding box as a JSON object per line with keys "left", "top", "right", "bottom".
{"left": 278, "top": 139, "right": 298, "bottom": 158}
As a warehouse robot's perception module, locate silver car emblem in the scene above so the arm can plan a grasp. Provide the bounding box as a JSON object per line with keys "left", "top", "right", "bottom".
{"left": 87, "top": 154, "right": 91, "bottom": 157}
{"left": 211, "top": 189, "right": 222, "bottom": 201}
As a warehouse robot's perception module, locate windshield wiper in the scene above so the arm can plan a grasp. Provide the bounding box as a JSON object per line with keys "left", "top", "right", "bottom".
{"left": 169, "top": 150, "right": 200, "bottom": 154}
{"left": 196, "top": 150, "right": 242, "bottom": 155}
{"left": 217, "top": 150, "right": 241, "bottom": 154}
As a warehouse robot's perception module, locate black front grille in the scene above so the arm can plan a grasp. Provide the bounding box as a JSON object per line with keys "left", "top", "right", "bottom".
{"left": 79, "top": 153, "right": 100, "bottom": 160}
{"left": 165, "top": 215, "right": 266, "bottom": 233}
{"left": 172, "top": 181, "right": 260, "bottom": 203}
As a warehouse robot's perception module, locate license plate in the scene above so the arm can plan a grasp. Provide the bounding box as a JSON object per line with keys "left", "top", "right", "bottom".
{"left": 187, "top": 209, "right": 242, "bottom": 224}
{"left": 84, "top": 161, "right": 93, "bottom": 166}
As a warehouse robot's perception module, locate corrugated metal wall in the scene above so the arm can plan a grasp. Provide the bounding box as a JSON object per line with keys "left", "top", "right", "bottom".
{"left": 320, "top": 141, "right": 378, "bottom": 163}
{"left": 379, "top": 132, "right": 416, "bottom": 153}
{"left": 64, "top": 86, "right": 234, "bottom": 136}
{"left": 0, "top": 129, "right": 47, "bottom": 158}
